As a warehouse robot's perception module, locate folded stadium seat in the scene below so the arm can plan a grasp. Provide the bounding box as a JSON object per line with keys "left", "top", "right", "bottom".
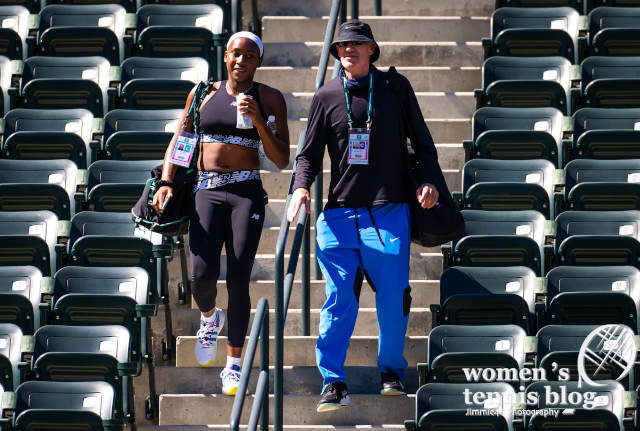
{"left": 0, "top": 55, "right": 12, "bottom": 116}
{"left": 103, "top": 108, "right": 181, "bottom": 160}
{"left": 554, "top": 210, "right": 640, "bottom": 268}
{"left": 46, "top": 0, "right": 136, "bottom": 13}
{"left": 32, "top": 325, "right": 138, "bottom": 424}
{"left": 8, "top": 381, "right": 118, "bottom": 431}
{"left": 119, "top": 56, "right": 207, "bottom": 110}
{"left": 443, "top": 210, "right": 547, "bottom": 275}
{"left": 0, "top": 266, "right": 46, "bottom": 334}
{"left": 482, "top": 7, "right": 580, "bottom": 62}
{"left": 38, "top": 5, "right": 126, "bottom": 65}
{"left": 435, "top": 266, "right": 538, "bottom": 333}
{"left": 476, "top": 56, "right": 573, "bottom": 114}
{"left": 571, "top": 107, "right": 640, "bottom": 160}
{"left": 0, "top": 6, "right": 28, "bottom": 60}
{"left": 404, "top": 382, "right": 515, "bottom": 431}
{"left": 419, "top": 325, "right": 527, "bottom": 388}
{"left": 587, "top": 6, "right": 640, "bottom": 56}
{"left": 0, "top": 211, "right": 63, "bottom": 276}
{"left": 0, "top": 159, "right": 78, "bottom": 220}
{"left": 135, "top": 4, "right": 225, "bottom": 77}
{"left": 525, "top": 380, "right": 626, "bottom": 430}
{"left": 20, "top": 56, "right": 111, "bottom": 117}
{"left": 67, "top": 211, "right": 174, "bottom": 360}
{"left": 496, "top": 0, "right": 584, "bottom": 11}
{"left": 84, "top": 159, "right": 159, "bottom": 212}
{"left": 460, "top": 159, "right": 556, "bottom": 218}
{"left": 564, "top": 159, "right": 640, "bottom": 210}
{"left": 572, "top": 57, "right": 640, "bottom": 113}
{"left": 2, "top": 108, "right": 96, "bottom": 169}
{"left": 0, "top": 323, "right": 23, "bottom": 391}
{"left": 466, "top": 106, "right": 565, "bottom": 166}
{"left": 546, "top": 266, "right": 640, "bottom": 332}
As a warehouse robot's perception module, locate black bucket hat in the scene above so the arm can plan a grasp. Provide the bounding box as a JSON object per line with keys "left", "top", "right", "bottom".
{"left": 330, "top": 19, "right": 380, "bottom": 63}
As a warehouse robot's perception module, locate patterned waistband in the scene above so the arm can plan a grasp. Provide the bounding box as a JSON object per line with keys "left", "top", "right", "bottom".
{"left": 193, "top": 169, "right": 261, "bottom": 193}
{"left": 200, "top": 133, "right": 261, "bottom": 150}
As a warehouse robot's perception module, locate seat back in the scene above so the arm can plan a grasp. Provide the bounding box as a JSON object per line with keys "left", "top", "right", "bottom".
{"left": 135, "top": 4, "right": 223, "bottom": 35}
{"left": 0, "top": 211, "right": 58, "bottom": 275}
{"left": 0, "top": 323, "right": 22, "bottom": 390}
{"left": 0, "top": 6, "right": 29, "bottom": 59}
{"left": 564, "top": 159, "right": 640, "bottom": 198}
{"left": 0, "top": 265, "right": 43, "bottom": 334}
{"left": 86, "top": 160, "right": 159, "bottom": 211}
{"left": 3, "top": 108, "right": 94, "bottom": 147}
{"left": 589, "top": 7, "right": 640, "bottom": 55}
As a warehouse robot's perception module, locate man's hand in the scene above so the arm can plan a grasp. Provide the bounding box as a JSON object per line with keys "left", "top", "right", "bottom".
{"left": 416, "top": 183, "right": 439, "bottom": 209}
{"left": 287, "top": 188, "right": 311, "bottom": 222}
{"left": 152, "top": 186, "right": 173, "bottom": 213}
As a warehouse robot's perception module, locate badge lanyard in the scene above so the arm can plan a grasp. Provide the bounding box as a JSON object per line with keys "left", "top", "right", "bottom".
{"left": 341, "top": 71, "right": 373, "bottom": 131}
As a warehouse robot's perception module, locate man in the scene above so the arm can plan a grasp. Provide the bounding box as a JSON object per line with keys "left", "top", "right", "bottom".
{"left": 287, "top": 20, "right": 446, "bottom": 412}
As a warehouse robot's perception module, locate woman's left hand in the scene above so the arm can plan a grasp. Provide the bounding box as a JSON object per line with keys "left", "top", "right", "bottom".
{"left": 416, "top": 183, "right": 439, "bottom": 209}
{"left": 238, "top": 96, "right": 265, "bottom": 127}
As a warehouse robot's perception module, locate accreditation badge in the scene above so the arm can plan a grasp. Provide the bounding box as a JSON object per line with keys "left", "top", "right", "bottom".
{"left": 348, "top": 128, "right": 369, "bottom": 165}
{"left": 169, "top": 131, "right": 198, "bottom": 167}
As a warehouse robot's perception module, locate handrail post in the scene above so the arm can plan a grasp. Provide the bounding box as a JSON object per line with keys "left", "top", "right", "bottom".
{"left": 374, "top": 0, "right": 382, "bottom": 16}
{"left": 231, "top": 0, "right": 241, "bottom": 33}
{"left": 260, "top": 304, "right": 269, "bottom": 431}
{"left": 350, "top": 0, "right": 359, "bottom": 19}
{"left": 301, "top": 221, "right": 310, "bottom": 336}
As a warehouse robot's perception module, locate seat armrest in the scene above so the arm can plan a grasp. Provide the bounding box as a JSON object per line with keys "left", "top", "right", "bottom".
{"left": 577, "top": 36, "right": 588, "bottom": 64}
{"left": 54, "top": 244, "right": 68, "bottom": 270}
{"left": 569, "top": 87, "right": 581, "bottom": 116}
{"left": 118, "top": 361, "right": 141, "bottom": 377}
{"left": 481, "top": 37, "right": 492, "bottom": 59}
{"left": 404, "top": 420, "right": 417, "bottom": 431}
{"left": 430, "top": 304, "right": 441, "bottom": 329}
{"left": 440, "top": 244, "right": 452, "bottom": 271}
{"left": 462, "top": 139, "right": 472, "bottom": 161}
{"left": 136, "top": 304, "right": 157, "bottom": 318}
{"left": 474, "top": 88, "right": 485, "bottom": 109}
{"left": 417, "top": 363, "right": 428, "bottom": 387}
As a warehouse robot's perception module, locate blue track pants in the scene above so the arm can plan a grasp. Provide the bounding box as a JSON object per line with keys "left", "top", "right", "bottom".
{"left": 315, "top": 203, "right": 411, "bottom": 389}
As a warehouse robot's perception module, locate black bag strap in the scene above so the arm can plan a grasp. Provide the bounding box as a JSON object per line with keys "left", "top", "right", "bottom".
{"left": 182, "top": 80, "right": 213, "bottom": 170}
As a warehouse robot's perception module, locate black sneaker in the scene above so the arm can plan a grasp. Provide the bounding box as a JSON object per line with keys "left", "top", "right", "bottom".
{"left": 316, "top": 381, "right": 350, "bottom": 412}
{"left": 380, "top": 371, "right": 405, "bottom": 395}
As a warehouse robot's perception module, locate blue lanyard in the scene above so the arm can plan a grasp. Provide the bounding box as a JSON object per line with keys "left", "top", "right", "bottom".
{"left": 341, "top": 71, "right": 373, "bottom": 131}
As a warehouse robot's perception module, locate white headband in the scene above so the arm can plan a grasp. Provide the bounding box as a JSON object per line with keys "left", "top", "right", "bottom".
{"left": 226, "top": 31, "right": 263, "bottom": 57}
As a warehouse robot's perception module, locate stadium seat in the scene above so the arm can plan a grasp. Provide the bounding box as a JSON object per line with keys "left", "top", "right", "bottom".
{"left": 564, "top": 159, "right": 640, "bottom": 210}
{"left": 546, "top": 265, "right": 640, "bottom": 332}
{"left": 46, "top": 0, "right": 136, "bottom": 13}
{"left": 10, "top": 381, "right": 118, "bottom": 431}
{"left": 0, "top": 6, "right": 28, "bottom": 60}
{"left": 496, "top": 0, "right": 584, "bottom": 11}
{"left": 0, "top": 266, "right": 46, "bottom": 334}
{"left": 38, "top": 5, "right": 126, "bottom": 65}
{"left": 571, "top": 107, "right": 640, "bottom": 160}
{"left": 2, "top": 108, "right": 95, "bottom": 169}
{"left": 524, "top": 380, "right": 625, "bottom": 429}
{"left": 21, "top": 56, "right": 111, "bottom": 117}
{"left": 477, "top": 56, "right": 572, "bottom": 113}
{"left": 421, "top": 324, "right": 527, "bottom": 387}
{"left": 436, "top": 266, "right": 538, "bottom": 333}
{"left": 555, "top": 210, "right": 640, "bottom": 268}
{"left": 32, "top": 325, "right": 137, "bottom": 423}
{"left": 135, "top": 4, "right": 224, "bottom": 75}
{"left": 0, "top": 159, "right": 78, "bottom": 220}
{"left": 572, "top": 57, "right": 640, "bottom": 112}
{"left": 590, "top": 0, "right": 640, "bottom": 9}
{"left": 444, "top": 210, "right": 547, "bottom": 275}
{"left": 460, "top": 159, "right": 556, "bottom": 218}
{"left": 588, "top": 7, "right": 640, "bottom": 56}
{"left": 0, "top": 211, "right": 62, "bottom": 276}
{"left": 0, "top": 323, "right": 23, "bottom": 390}
{"left": 103, "top": 109, "right": 181, "bottom": 160}
{"left": 483, "top": 7, "right": 579, "bottom": 62}
{"left": 119, "top": 57, "right": 206, "bottom": 110}
{"left": 466, "top": 106, "right": 564, "bottom": 166}
{"left": 405, "top": 382, "right": 515, "bottom": 431}
{"left": 85, "top": 159, "right": 159, "bottom": 212}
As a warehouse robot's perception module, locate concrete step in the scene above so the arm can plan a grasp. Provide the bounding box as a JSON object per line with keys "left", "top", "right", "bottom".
{"left": 261, "top": 142, "right": 464, "bottom": 172}
{"left": 252, "top": 0, "right": 494, "bottom": 17}
{"left": 174, "top": 336, "right": 428, "bottom": 368}
{"left": 288, "top": 119, "right": 470, "bottom": 144}
{"left": 283, "top": 91, "right": 474, "bottom": 119}
{"left": 144, "top": 365, "right": 420, "bottom": 395}
{"left": 152, "top": 306, "right": 433, "bottom": 344}
{"left": 158, "top": 393, "right": 414, "bottom": 426}
{"left": 255, "top": 66, "right": 481, "bottom": 93}
{"left": 261, "top": 170, "right": 462, "bottom": 197}
{"left": 262, "top": 16, "right": 489, "bottom": 43}
{"left": 188, "top": 279, "right": 439, "bottom": 310}
{"left": 263, "top": 42, "right": 483, "bottom": 67}
{"left": 140, "top": 426, "right": 405, "bottom": 430}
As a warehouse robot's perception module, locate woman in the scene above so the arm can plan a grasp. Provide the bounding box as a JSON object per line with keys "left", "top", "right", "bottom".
{"left": 153, "top": 31, "right": 289, "bottom": 395}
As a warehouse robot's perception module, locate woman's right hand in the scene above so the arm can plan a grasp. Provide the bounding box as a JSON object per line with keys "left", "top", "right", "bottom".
{"left": 152, "top": 186, "right": 173, "bottom": 213}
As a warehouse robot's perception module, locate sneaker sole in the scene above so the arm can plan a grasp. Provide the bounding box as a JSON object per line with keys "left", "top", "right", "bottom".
{"left": 380, "top": 388, "right": 405, "bottom": 396}
{"left": 316, "top": 402, "right": 344, "bottom": 413}
{"left": 223, "top": 386, "right": 238, "bottom": 396}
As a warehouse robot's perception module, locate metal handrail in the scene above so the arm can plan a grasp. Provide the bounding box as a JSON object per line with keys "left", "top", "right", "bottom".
{"left": 273, "top": 1, "right": 381, "bottom": 429}
{"left": 229, "top": 297, "right": 269, "bottom": 431}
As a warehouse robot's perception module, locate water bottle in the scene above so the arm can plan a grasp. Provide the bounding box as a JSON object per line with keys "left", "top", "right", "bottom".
{"left": 236, "top": 93, "right": 253, "bottom": 129}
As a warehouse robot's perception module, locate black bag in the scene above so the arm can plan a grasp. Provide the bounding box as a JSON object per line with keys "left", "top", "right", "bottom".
{"left": 387, "top": 67, "right": 465, "bottom": 247}
{"left": 131, "top": 81, "right": 212, "bottom": 235}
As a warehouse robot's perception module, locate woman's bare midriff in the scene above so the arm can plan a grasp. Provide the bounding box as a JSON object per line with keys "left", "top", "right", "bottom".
{"left": 197, "top": 141, "right": 261, "bottom": 172}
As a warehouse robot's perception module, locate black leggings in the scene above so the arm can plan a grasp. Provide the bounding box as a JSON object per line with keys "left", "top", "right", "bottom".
{"left": 189, "top": 180, "right": 265, "bottom": 348}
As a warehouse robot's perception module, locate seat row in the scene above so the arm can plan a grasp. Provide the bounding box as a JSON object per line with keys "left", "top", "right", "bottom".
{"left": 0, "top": 0, "right": 227, "bottom": 14}
{"left": 496, "top": 0, "right": 640, "bottom": 14}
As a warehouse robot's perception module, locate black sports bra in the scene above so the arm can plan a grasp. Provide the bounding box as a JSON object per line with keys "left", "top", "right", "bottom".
{"left": 198, "top": 80, "right": 268, "bottom": 150}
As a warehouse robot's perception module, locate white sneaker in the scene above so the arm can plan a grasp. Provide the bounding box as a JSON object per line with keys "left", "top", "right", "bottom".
{"left": 194, "top": 308, "right": 225, "bottom": 366}
{"left": 220, "top": 364, "right": 242, "bottom": 395}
